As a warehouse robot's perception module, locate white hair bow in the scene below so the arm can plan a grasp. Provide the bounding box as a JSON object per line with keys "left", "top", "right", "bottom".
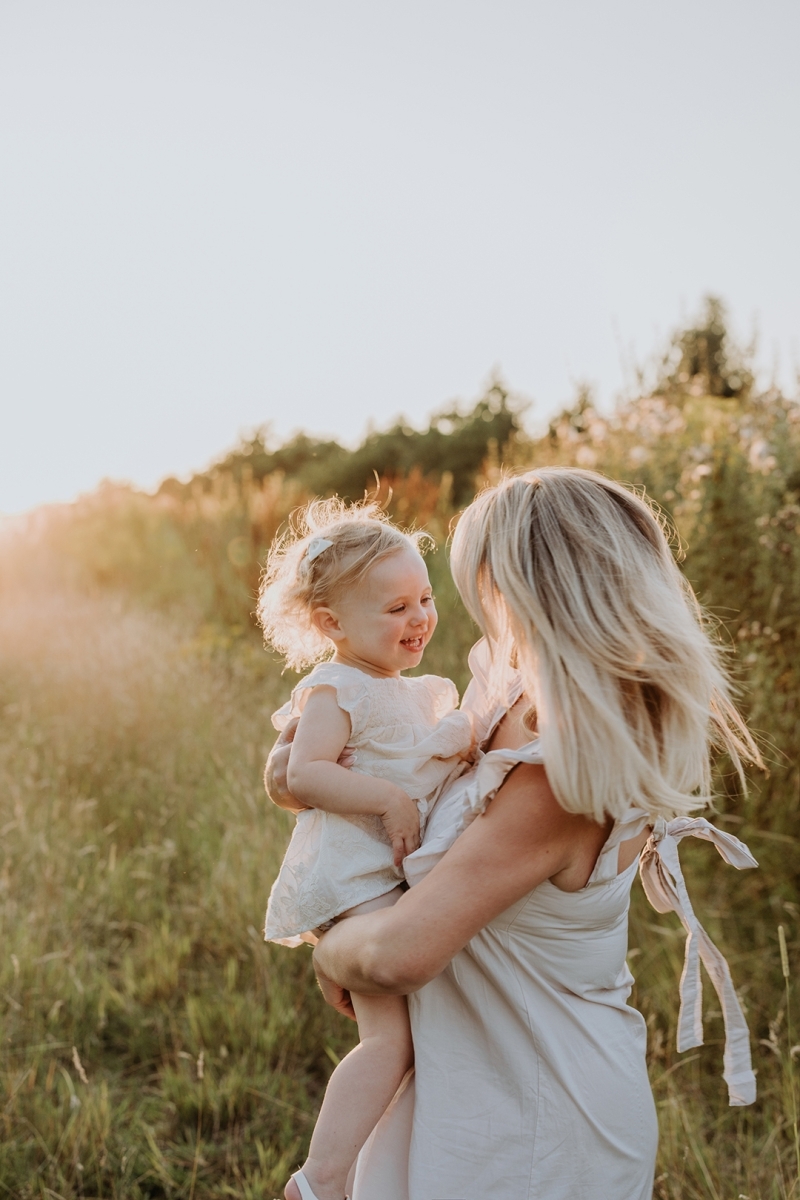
{"left": 306, "top": 537, "right": 334, "bottom": 562}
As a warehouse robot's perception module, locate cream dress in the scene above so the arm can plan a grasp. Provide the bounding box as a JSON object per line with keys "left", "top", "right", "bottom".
{"left": 264, "top": 663, "right": 473, "bottom": 946}
{"left": 352, "top": 641, "right": 758, "bottom": 1200}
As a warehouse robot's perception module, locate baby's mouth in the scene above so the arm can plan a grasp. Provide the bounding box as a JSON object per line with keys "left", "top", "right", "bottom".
{"left": 401, "top": 635, "right": 425, "bottom": 652}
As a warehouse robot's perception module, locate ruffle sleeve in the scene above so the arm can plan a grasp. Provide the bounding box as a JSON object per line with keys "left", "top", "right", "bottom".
{"left": 416, "top": 673, "right": 460, "bottom": 721}
{"left": 460, "top": 639, "right": 523, "bottom": 747}
{"left": 462, "top": 741, "right": 544, "bottom": 822}
{"left": 403, "top": 739, "right": 544, "bottom": 889}
{"left": 271, "top": 662, "right": 372, "bottom": 741}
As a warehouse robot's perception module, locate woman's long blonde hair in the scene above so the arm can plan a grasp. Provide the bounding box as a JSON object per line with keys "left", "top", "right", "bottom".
{"left": 450, "top": 467, "right": 761, "bottom": 821}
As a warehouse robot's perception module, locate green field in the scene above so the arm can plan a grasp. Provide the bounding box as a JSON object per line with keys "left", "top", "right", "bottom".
{"left": 1, "top": 302, "right": 799, "bottom": 1197}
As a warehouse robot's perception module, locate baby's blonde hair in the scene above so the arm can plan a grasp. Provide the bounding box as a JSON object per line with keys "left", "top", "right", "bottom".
{"left": 450, "top": 467, "right": 762, "bottom": 822}
{"left": 258, "top": 497, "right": 431, "bottom": 671}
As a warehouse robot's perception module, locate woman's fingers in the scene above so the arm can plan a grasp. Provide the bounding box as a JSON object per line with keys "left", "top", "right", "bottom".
{"left": 315, "top": 965, "right": 357, "bottom": 1021}
{"left": 264, "top": 719, "right": 309, "bottom": 812}
{"left": 337, "top": 745, "right": 357, "bottom": 768}
{"left": 281, "top": 718, "right": 300, "bottom": 745}
{"left": 264, "top": 742, "right": 293, "bottom": 805}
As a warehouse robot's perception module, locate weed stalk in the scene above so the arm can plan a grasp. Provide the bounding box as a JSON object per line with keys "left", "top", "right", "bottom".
{"left": 779, "top": 925, "right": 800, "bottom": 1187}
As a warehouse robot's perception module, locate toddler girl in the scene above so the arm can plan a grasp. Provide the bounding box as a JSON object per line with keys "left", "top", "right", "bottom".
{"left": 258, "top": 498, "right": 473, "bottom": 1200}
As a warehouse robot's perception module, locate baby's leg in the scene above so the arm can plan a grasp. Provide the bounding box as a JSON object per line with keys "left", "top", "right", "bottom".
{"left": 292, "top": 991, "right": 412, "bottom": 1200}
{"left": 286, "top": 889, "right": 412, "bottom": 1200}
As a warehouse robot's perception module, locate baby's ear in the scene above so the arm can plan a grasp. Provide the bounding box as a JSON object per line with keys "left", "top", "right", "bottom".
{"left": 311, "top": 607, "right": 343, "bottom": 641}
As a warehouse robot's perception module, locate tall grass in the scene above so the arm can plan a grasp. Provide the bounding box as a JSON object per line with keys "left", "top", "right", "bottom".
{"left": 0, "top": 589, "right": 360, "bottom": 1197}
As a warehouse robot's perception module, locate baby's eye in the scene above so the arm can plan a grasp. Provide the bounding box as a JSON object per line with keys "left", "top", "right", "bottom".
{"left": 389, "top": 605, "right": 406, "bottom": 614}
{"left": 422, "top": 594, "right": 435, "bottom": 604}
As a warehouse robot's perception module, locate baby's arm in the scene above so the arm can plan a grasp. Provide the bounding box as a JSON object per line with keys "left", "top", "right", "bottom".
{"left": 264, "top": 719, "right": 357, "bottom": 812}
{"left": 288, "top": 686, "right": 420, "bottom": 864}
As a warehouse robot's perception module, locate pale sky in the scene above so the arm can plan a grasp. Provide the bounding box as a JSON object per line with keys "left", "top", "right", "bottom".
{"left": 1, "top": 1, "right": 798, "bottom": 514}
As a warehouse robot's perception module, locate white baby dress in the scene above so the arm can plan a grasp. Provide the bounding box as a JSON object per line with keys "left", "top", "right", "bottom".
{"left": 264, "top": 662, "right": 473, "bottom": 946}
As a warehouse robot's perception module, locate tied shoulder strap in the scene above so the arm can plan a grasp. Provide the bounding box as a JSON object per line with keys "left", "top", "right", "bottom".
{"left": 639, "top": 816, "right": 758, "bottom": 1107}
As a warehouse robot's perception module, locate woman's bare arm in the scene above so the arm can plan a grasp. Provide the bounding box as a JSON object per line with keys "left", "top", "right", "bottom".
{"left": 313, "top": 761, "right": 610, "bottom": 996}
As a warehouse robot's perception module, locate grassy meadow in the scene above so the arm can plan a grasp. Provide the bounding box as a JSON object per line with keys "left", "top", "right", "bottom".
{"left": 1, "top": 301, "right": 799, "bottom": 1198}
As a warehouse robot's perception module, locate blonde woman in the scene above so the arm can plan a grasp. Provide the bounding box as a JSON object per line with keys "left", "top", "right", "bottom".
{"left": 268, "top": 468, "right": 761, "bottom": 1200}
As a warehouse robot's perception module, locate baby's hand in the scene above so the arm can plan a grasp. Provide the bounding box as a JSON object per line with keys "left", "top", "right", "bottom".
{"left": 378, "top": 787, "right": 421, "bottom": 866}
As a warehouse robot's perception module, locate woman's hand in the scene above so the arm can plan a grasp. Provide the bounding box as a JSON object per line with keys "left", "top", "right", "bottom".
{"left": 264, "top": 721, "right": 308, "bottom": 813}
{"left": 315, "top": 960, "right": 357, "bottom": 1021}
{"left": 264, "top": 718, "right": 357, "bottom": 813}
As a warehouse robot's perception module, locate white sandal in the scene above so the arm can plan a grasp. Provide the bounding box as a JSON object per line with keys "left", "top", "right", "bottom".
{"left": 289, "top": 1170, "right": 325, "bottom": 1200}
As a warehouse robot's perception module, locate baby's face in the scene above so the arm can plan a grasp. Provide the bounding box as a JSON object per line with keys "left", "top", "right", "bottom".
{"left": 329, "top": 547, "right": 438, "bottom": 677}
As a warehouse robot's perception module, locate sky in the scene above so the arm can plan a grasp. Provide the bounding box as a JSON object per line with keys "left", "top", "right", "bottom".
{"left": 1, "top": 1, "right": 799, "bottom": 514}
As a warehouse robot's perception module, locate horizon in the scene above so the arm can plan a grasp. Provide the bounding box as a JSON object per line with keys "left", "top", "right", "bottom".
{"left": 1, "top": 300, "right": 795, "bottom": 521}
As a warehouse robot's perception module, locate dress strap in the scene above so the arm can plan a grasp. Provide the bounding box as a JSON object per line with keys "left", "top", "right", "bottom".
{"left": 590, "top": 807, "right": 652, "bottom": 883}
{"left": 639, "top": 816, "right": 758, "bottom": 1106}
{"left": 454, "top": 740, "right": 543, "bottom": 830}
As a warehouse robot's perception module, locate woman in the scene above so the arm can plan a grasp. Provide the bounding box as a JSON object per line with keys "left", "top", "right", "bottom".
{"left": 268, "top": 468, "right": 760, "bottom": 1200}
